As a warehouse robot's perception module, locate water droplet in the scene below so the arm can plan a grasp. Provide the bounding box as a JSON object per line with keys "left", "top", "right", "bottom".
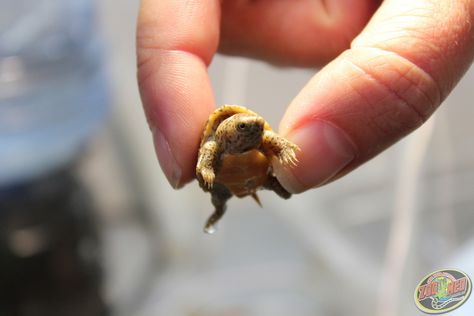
{"left": 204, "top": 224, "right": 217, "bottom": 234}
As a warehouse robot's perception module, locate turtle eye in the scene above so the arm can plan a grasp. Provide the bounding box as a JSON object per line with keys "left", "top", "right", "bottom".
{"left": 237, "top": 122, "right": 247, "bottom": 131}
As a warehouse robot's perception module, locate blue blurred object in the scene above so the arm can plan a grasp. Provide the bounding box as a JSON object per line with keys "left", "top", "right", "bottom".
{"left": 0, "top": 0, "right": 108, "bottom": 186}
{"left": 0, "top": 1, "right": 109, "bottom": 315}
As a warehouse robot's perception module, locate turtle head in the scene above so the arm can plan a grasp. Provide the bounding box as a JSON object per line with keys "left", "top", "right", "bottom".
{"left": 216, "top": 114, "right": 265, "bottom": 154}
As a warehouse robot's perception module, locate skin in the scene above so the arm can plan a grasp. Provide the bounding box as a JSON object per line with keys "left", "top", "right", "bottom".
{"left": 195, "top": 107, "right": 298, "bottom": 231}
{"left": 137, "top": 0, "right": 474, "bottom": 192}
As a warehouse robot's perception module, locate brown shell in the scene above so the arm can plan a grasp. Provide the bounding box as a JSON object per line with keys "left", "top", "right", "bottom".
{"left": 199, "top": 105, "right": 273, "bottom": 196}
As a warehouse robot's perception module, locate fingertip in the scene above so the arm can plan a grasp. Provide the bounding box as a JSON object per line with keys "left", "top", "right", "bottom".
{"left": 275, "top": 120, "right": 357, "bottom": 193}
{"left": 151, "top": 127, "right": 184, "bottom": 189}
{"left": 279, "top": 43, "right": 446, "bottom": 189}
{"left": 138, "top": 51, "right": 215, "bottom": 189}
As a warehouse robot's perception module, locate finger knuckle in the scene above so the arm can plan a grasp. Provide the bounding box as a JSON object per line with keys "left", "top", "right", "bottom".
{"left": 343, "top": 49, "right": 442, "bottom": 138}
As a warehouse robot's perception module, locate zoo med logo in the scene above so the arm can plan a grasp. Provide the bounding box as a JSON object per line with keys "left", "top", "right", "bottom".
{"left": 414, "top": 269, "right": 471, "bottom": 314}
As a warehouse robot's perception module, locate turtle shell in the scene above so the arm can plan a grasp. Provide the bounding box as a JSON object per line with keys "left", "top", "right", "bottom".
{"left": 198, "top": 105, "right": 273, "bottom": 197}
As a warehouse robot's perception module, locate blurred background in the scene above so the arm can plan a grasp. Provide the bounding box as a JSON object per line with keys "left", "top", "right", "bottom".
{"left": 1, "top": 1, "right": 474, "bottom": 315}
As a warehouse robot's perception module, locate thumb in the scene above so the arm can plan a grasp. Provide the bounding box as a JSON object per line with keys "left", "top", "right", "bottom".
{"left": 277, "top": 0, "right": 474, "bottom": 193}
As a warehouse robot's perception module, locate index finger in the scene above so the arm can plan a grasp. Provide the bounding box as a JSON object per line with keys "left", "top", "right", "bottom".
{"left": 137, "top": 0, "right": 220, "bottom": 188}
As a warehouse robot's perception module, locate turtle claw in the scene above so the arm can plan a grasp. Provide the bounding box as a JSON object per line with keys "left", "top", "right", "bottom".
{"left": 200, "top": 167, "right": 215, "bottom": 189}
{"left": 279, "top": 144, "right": 299, "bottom": 167}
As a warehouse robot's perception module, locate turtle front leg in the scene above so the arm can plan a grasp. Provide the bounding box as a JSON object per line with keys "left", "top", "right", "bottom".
{"left": 204, "top": 183, "right": 232, "bottom": 234}
{"left": 196, "top": 140, "right": 219, "bottom": 189}
{"left": 262, "top": 130, "right": 299, "bottom": 166}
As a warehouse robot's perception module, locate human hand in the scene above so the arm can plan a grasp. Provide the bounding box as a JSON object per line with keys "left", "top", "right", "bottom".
{"left": 137, "top": 0, "right": 474, "bottom": 192}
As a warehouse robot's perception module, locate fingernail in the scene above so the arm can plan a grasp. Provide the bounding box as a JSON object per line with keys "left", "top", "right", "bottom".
{"left": 275, "top": 120, "right": 356, "bottom": 193}
{"left": 152, "top": 127, "right": 183, "bottom": 189}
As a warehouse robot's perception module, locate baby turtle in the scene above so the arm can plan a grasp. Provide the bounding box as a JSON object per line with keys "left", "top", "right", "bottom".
{"left": 196, "top": 105, "right": 299, "bottom": 233}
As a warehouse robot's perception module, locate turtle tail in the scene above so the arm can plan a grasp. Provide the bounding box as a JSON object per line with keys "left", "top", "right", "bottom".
{"left": 251, "top": 192, "right": 262, "bottom": 207}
